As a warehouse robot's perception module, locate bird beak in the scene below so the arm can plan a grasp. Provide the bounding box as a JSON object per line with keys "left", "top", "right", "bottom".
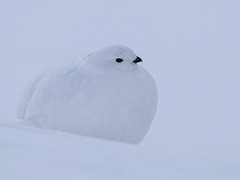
{"left": 132, "top": 56, "right": 143, "bottom": 64}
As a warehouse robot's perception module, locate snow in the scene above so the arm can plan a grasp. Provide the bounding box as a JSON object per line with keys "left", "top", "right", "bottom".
{"left": 1, "top": 0, "right": 240, "bottom": 179}
{"left": 1, "top": 123, "right": 239, "bottom": 180}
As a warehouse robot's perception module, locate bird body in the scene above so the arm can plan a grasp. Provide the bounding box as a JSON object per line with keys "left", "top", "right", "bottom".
{"left": 17, "top": 45, "right": 157, "bottom": 144}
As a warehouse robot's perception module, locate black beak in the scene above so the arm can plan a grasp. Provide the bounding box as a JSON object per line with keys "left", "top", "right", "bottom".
{"left": 132, "top": 56, "right": 143, "bottom": 64}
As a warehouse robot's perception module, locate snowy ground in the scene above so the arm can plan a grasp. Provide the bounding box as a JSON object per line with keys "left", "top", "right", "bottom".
{"left": 1, "top": 122, "right": 239, "bottom": 180}
{"left": 1, "top": 0, "right": 240, "bottom": 179}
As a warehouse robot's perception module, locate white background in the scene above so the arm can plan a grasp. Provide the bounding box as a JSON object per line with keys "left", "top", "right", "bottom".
{"left": 0, "top": 0, "right": 239, "bottom": 179}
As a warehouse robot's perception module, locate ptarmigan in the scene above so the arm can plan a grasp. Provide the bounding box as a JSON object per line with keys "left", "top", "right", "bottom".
{"left": 17, "top": 45, "right": 158, "bottom": 144}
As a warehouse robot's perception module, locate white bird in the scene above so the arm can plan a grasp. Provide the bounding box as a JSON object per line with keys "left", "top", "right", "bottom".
{"left": 17, "top": 45, "right": 158, "bottom": 144}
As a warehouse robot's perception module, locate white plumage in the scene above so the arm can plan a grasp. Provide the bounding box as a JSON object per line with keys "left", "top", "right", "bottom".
{"left": 17, "top": 45, "right": 158, "bottom": 144}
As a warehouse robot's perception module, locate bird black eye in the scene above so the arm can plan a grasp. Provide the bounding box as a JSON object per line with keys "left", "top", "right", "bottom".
{"left": 116, "top": 58, "right": 123, "bottom": 63}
